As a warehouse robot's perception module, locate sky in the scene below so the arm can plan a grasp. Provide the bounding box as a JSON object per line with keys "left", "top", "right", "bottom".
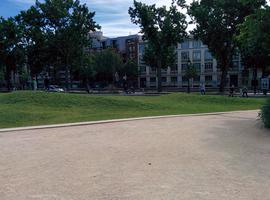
{"left": 0, "top": 0, "right": 193, "bottom": 37}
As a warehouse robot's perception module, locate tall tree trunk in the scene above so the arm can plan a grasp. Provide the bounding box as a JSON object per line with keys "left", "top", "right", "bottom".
{"left": 5, "top": 67, "right": 11, "bottom": 92}
{"left": 219, "top": 60, "right": 229, "bottom": 93}
{"left": 253, "top": 67, "right": 258, "bottom": 94}
{"left": 65, "top": 65, "right": 69, "bottom": 91}
{"left": 65, "top": 55, "right": 70, "bottom": 91}
{"left": 187, "top": 79, "right": 190, "bottom": 93}
{"left": 86, "top": 78, "right": 90, "bottom": 94}
{"left": 157, "top": 60, "right": 162, "bottom": 93}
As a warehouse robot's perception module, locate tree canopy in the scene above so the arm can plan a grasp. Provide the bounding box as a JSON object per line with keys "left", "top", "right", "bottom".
{"left": 129, "top": 0, "right": 187, "bottom": 92}
{"left": 188, "top": 0, "right": 266, "bottom": 92}
{"left": 237, "top": 5, "right": 270, "bottom": 76}
{"left": 0, "top": 17, "right": 25, "bottom": 90}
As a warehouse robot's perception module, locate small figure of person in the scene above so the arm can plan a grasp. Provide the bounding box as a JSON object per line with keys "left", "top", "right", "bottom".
{"left": 32, "top": 77, "right": 37, "bottom": 91}
{"left": 242, "top": 86, "right": 248, "bottom": 98}
{"left": 229, "top": 85, "right": 235, "bottom": 97}
{"left": 200, "top": 83, "right": 206, "bottom": 95}
{"left": 44, "top": 76, "right": 50, "bottom": 90}
{"left": 115, "top": 72, "right": 120, "bottom": 88}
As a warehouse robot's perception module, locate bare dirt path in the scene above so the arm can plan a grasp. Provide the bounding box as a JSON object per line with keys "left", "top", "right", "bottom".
{"left": 1, "top": 111, "right": 270, "bottom": 200}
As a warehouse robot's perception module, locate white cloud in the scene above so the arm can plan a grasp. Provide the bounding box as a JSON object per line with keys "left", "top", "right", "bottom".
{"left": 83, "top": 0, "right": 193, "bottom": 37}
{"left": 8, "top": 0, "right": 193, "bottom": 37}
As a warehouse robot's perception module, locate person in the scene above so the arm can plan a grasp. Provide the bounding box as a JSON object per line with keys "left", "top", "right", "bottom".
{"left": 44, "top": 76, "right": 50, "bottom": 90}
{"left": 200, "top": 83, "right": 206, "bottom": 95}
{"left": 32, "top": 77, "right": 37, "bottom": 91}
{"left": 242, "top": 86, "right": 248, "bottom": 97}
{"left": 115, "top": 72, "right": 119, "bottom": 88}
{"left": 229, "top": 85, "right": 235, "bottom": 97}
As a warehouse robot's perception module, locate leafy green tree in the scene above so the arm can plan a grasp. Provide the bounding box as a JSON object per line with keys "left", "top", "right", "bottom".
{"left": 185, "top": 61, "right": 198, "bottom": 93}
{"left": 0, "top": 17, "right": 25, "bottom": 91}
{"left": 18, "top": 67, "right": 29, "bottom": 90}
{"left": 237, "top": 6, "right": 270, "bottom": 78}
{"left": 16, "top": 6, "right": 49, "bottom": 78}
{"left": 121, "top": 60, "right": 138, "bottom": 79}
{"left": 0, "top": 63, "right": 5, "bottom": 86}
{"left": 129, "top": 0, "right": 187, "bottom": 92}
{"left": 93, "top": 48, "right": 123, "bottom": 85}
{"left": 33, "top": 0, "right": 100, "bottom": 90}
{"left": 188, "top": 0, "right": 266, "bottom": 92}
{"left": 78, "top": 54, "right": 96, "bottom": 93}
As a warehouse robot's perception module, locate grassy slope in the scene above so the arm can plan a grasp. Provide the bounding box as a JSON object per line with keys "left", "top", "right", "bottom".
{"left": 0, "top": 91, "right": 266, "bottom": 128}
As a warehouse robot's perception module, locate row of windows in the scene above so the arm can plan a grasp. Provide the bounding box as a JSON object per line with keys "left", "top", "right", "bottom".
{"left": 141, "top": 63, "right": 213, "bottom": 73}
{"left": 181, "top": 50, "right": 213, "bottom": 62}
{"left": 149, "top": 76, "right": 213, "bottom": 83}
{"left": 141, "top": 62, "right": 240, "bottom": 73}
{"left": 181, "top": 40, "right": 202, "bottom": 49}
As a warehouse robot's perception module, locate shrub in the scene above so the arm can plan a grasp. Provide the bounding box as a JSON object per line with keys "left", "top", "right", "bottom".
{"left": 260, "top": 98, "right": 270, "bottom": 128}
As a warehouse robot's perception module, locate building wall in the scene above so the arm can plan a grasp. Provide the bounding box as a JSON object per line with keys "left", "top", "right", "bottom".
{"left": 138, "top": 38, "right": 257, "bottom": 89}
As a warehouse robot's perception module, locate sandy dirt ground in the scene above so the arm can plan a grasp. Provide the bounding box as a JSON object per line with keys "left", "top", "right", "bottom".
{"left": 0, "top": 111, "right": 270, "bottom": 200}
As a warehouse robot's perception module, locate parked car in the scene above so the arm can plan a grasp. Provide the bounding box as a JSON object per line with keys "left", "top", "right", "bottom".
{"left": 47, "top": 85, "right": 65, "bottom": 92}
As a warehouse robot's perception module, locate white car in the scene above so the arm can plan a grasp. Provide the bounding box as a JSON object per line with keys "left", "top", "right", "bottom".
{"left": 48, "top": 85, "right": 65, "bottom": 92}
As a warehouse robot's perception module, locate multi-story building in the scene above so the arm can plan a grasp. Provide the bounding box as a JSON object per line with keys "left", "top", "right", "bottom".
{"left": 138, "top": 37, "right": 263, "bottom": 90}
{"left": 100, "top": 34, "right": 142, "bottom": 64}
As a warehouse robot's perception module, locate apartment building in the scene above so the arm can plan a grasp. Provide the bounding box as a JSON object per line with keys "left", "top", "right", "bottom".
{"left": 138, "top": 38, "right": 259, "bottom": 89}
{"left": 99, "top": 34, "right": 142, "bottom": 64}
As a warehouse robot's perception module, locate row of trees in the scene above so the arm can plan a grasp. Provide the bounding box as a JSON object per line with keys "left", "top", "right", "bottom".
{"left": 1, "top": 0, "right": 269, "bottom": 93}
{"left": 129, "top": 0, "right": 270, "bottom": 92}
{"left": 80, "top": 49, "right": 138, "bottom": 93}
{"left": 0, "top": 0, "right": 136, "bottom": 92}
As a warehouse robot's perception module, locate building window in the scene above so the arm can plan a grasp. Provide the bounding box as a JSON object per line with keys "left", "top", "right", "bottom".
{"left": 182, "top": 63, "right": 188, "bottom": 71}
{"left": 232, "top": 61, "right": 239, "bottom": 69}
{"left": 194, "top": 63, "right": 201, "bottom": 72}
{"left": 205, "top": 75, "right": 212, "bottom": 82}
{"left": 181, "top": 51, "right": 189, "bottom": 62}
{"left": 171, "top": 76, "right": 178, "bottom": 83}
{"left": 192, "top": 40, "right": 201, "bottom": 48}
{"left": 193, "top": 51, "right": 201, "bottom": 61}
{"left": 171, "top": 64, "right": 178, "bottom": 72}
{"left": 162, "top": 68, "right": 168, "bottom": 73}
{"left": 194, "top": 76, "right": 201, "bottom": 82}
{"left": 140, "top": 66, "right": 146, "bottom": 73}
{"left": 205, "top": 62, "right": 213, "bottom": 72}
{"left": 150, "top": 67, "right": 156, "bottom": 72}
{"left": 181, "top": 41, "right": 189, "bottom": 49}
{"left": 139, "top": 44, "right": 145, "bottom": 54}
{"left": 150, "top": 77, "right": 156, "bottom": 83}
{"left": 162, "top": 77, "right": 167, "bottom": 83}
{"left": 182, "top": 76, "right": 188, "bottom": 83}
{"left": 205, "top": 50, "right": 213, "bottom": 60}
{"left": 112, "top": 40, "right": 117, "bottom": 48}
{"left": 233, "top": 53, "right": 240, "bottom": 60}
{"left": 102, "top": 41, "right": 106, "bottom": 49}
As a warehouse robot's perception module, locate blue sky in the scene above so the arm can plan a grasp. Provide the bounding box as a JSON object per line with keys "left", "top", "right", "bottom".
{"left": 0, "top": 0, "right": 193, "bottom": 37}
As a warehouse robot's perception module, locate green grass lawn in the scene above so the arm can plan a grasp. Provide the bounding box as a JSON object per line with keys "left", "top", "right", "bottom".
{"left": 0, "top": 91, "right": 266, "bottom": 128}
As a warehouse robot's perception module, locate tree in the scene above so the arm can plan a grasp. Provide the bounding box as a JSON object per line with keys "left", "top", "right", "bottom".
{"left": 0, "top": 62, "right": 5, "bottom": 87}
{"left": 78, "top": 54, "right": 96, "bottom": 93}
{"left": 33, "top": 0, "right": 100, "bottom": 90}
{"left": 129, "top": 0, "right": 187, "bottom": 92}
{"left": 93, "top": 48, "right": 123, "bottom": 86}
{"left": 188, "top": 0, "right": 266, "bottom": 92}
{"left": 185, "top": 61, "right": 198, "bottom": 93}
{"left": 16, "top": 6, "right": 50, "bottom": 78}
{"left": 0, "top": 17, "right": 25, "bottom": 91}
{"left": 237, "top": 6, "right": 270, "bottom": 81}
{"left": 121, "top": 60, "right": 138, "bottom": 79}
